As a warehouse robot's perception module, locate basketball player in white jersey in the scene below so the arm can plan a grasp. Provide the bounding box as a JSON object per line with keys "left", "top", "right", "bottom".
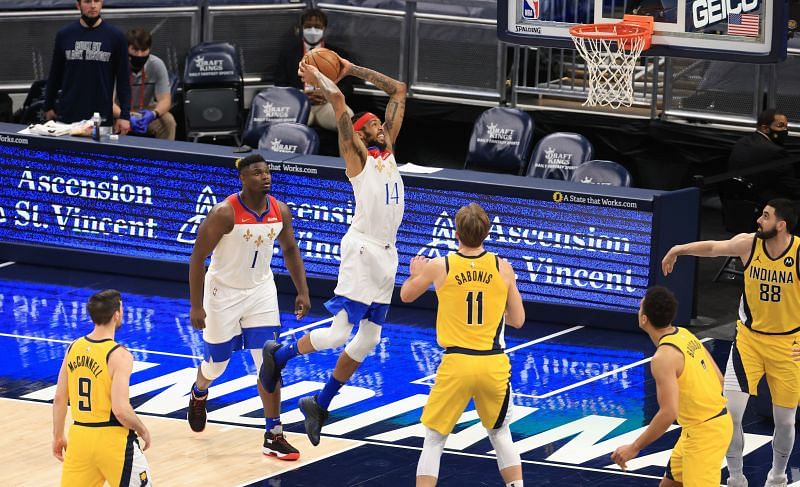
{"left": 186, "top": 153, "right": 311, "bottom": 460}
{"left": 261, "top": 56, "right": 407, "bottom": 446}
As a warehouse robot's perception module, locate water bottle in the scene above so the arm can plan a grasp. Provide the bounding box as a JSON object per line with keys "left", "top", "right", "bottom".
{"left": 91, "top": 112, "right": 101, "bottom": 141}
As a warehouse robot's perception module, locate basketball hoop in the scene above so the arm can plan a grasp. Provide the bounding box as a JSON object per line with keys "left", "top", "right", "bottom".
{"left": 569, "top": 15, "right": 654, "bottom": 109}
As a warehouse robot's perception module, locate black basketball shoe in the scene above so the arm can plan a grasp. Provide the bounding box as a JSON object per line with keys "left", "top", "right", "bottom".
{"left": 263, "top": 429, "right": 300, "bottom": 461}
{"left": 187, "top": 392, "right": 207, "bottom": 432}
{"left": 298, "top": 395, "right": 329, "bottom": 446}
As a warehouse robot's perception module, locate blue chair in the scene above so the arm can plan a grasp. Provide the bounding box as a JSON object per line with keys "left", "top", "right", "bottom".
{"left": 464, "top": 107, "right": 534, "bottom": 175}
{"left": 243, "top": 87, "right": 310, "bottom": 148}
{"left": 182, "top": 41, "right": 243, "bottom": 145}
{"left": 570, "top": 160, "right": 632, "bottom": 187}
{"left": 258, "top": 122, "right": 319, "bottom": 155}
{"left": 526, "top": 132, "right": 594, "bottom": 180}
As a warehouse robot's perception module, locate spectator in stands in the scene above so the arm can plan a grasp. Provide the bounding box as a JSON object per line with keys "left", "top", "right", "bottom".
{"left": 728, "top": 108, "right": 800, "bottom": 202}
{"left": 44, "top": 0, "right": 130, "bottom": 134}
{"left": 274, "top": 8, "right": 354, "bottom": 131}
{"left": 113, "top": 29, "right": 176, "bottom": 140}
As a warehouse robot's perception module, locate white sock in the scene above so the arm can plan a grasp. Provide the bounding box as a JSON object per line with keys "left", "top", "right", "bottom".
{"left": 506, "top": 481, "right": 524, "bottom": 487}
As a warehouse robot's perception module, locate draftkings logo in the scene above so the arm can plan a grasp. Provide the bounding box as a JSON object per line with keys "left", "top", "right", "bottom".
{"left": 544, "top": 147, "right": 574, "bottom": 168}
{"left": 270, "top": 138, "right": 299, "bottom": 153}
{"left": 259, "top": 102, "right": 292, "bottom": 122}
{"left": 193, "top": 56, "right": 225, "bottom": 72}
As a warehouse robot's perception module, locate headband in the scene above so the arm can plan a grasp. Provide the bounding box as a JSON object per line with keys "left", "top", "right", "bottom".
{"left": 353, "top": 112, "right": 378, "bottom": 131}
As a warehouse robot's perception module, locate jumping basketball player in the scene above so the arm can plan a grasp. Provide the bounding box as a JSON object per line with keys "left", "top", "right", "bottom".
{"left": 662, "top": 199, "right": 800, "bottom": 487}
{"left": 52, "top": 289, "right": 153, "bottom": 486}
{"left": 186, "top": 154, "right": 311, "bottom": 460}
{"left": 399, "top": 203, "right": 525, "bottom": 487}
{"left": 260, "top": 56, "right": 407, "bottom": 446}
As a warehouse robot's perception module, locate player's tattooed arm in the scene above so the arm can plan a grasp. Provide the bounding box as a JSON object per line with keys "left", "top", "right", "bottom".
{"left": 348, "top": 65, "right": 407, "bottom": 145}
{"left": 337, "top": 111, "right": 368, "bottom": 178}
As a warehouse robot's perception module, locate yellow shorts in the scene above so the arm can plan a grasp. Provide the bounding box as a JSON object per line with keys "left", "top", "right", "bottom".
{"left": 730, "top": 324, "right": 800, "bottom": 408}
{"left": 421, "top": 351, "right": 511, "bottom": 436}
{"left": 666, "top": 412, "right": 733, "bottom": 487}
{"left": 61, "top": 425, "right": 151, "bottom": 487}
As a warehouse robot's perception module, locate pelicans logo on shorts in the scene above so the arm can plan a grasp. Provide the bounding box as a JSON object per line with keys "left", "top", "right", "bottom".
{"left": 522, "top": 0, "right": 539, "bottom": 19}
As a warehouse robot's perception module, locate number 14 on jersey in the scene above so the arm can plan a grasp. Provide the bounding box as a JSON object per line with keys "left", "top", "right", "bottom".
{"left": 385, "top": 182, "right": 401, "bottom": 205}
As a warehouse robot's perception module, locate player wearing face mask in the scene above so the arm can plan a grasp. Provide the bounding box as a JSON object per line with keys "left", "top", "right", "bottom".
{"left": 112, "top": 29, "right": 176, "bottom": 140}
{"left": 728, "top": 108, "right": 800, "bottom": 206}
{"left": 274, "top": 8, "right": 355, "bottom": 133}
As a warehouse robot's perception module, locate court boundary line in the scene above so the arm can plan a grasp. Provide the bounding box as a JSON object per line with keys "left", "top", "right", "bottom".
{"left": 0, "top": 316, "right": 334, "bottom": 360}
{"left": 0, "top": 261, "right": 15, "bottom": 269}
{"left": 410, "top": 325, "right": 585, "bottom": 385}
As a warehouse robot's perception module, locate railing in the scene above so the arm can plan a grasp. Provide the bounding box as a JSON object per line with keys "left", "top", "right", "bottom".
{"left": 506, "top": 40, "right": 800, "bottom": 127}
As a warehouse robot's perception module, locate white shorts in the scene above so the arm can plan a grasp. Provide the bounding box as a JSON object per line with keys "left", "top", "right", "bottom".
{"left": 333, "top": 230, "right": 398, "bottom": 305}
{"left": 202, "top": 275, "right": 281, "bottom": 362}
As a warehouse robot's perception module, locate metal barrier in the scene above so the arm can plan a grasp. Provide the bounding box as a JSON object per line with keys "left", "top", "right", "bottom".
{"left": 204, "top": 3, "right": 307, "bottom": 83}
{"left": 506, "top": 39, "right": 800, "bottom": 128}
{"left": 508, "top": 46, "right": 660, "bottom": 110}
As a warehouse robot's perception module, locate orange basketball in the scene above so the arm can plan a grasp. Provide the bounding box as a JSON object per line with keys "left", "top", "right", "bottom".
{"left": 303, "top": 47, "right": 341, "bottom": 81}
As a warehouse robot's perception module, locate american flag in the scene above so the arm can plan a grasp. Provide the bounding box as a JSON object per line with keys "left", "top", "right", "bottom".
{"left": 728, "top": 13, "right": 760, "bottom": 37}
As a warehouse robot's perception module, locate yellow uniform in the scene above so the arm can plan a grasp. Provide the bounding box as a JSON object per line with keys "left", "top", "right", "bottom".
{"left": 421, "top": 251, "right": 511, "bottom": 435}
{"left": 661, "top": 328, "right": 733, "bottom": 487}
{"left": 732, "top": 235, "right": 800, "bottom": 408}
{"left": 61, "top": 336, "right": 151, "bottom": 487}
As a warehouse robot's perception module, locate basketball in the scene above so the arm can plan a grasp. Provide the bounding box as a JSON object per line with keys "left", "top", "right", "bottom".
{"left": 303, "top": 48, "right": 341, "bottom": 81}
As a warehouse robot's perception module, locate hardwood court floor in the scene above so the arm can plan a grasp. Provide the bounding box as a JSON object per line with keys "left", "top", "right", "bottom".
{"left": 1, "top": 398, "right": 361, "bottom": 486}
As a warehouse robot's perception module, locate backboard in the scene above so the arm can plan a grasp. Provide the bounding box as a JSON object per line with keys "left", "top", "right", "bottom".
{"left": 498, "top": 0, "right": 789, "bottom": 62}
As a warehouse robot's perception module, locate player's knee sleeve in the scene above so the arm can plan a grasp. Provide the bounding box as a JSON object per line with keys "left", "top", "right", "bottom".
{"left": 487, "top": 424, "right": 521, "bottom": 471}
{"left": 344, "top": 320, "right": 382, "bottom": 362}
{"left": 416, "top": 427, "right": 448, "bottom": 478}
{"left": 725, "top": 389, "right": 749, "bottom": 425}
{"left": 772, "top": 405, "right": 796, "bottom": 456}
{"left": 250, "top": 348, "right": 263, "bottom": 370}
{"left": 310, "top": 310, "right": 353, "bottom": 351}
{"left": 200, "top": 359, "right": 229, "bottom": 381}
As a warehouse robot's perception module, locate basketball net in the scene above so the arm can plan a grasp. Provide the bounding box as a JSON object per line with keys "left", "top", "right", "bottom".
{"left": 569, "top": 15, "right": 653, "bottom": 109}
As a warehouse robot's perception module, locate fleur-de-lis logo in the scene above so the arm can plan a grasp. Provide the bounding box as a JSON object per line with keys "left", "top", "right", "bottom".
{"left": 243, "top": 229, "right": 253, "bottom": 241}
{"left": 254, "top": 235, "right": 265, "bottom": 247}
{"left": 268, "top": 227, "right": 277, "bottom": 240}
{"left": 375, "top": 159, "right": 385, "bottom": 172}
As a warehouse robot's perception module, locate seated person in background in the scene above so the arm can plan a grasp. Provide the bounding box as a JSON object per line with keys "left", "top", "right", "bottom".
{"left": 113, "top": 28, "right": 176, "bottom": 140}
{"left": 274, "top": 8, "right": 354, "bottom": 131}
{"left": 728, "top": 108, "right": 800, "bottom": 202}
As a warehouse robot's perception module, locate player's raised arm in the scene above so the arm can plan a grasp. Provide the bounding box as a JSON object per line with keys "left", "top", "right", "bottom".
{"left": 339, "top": 58, "right": 407, "bottom": 148}
{"left": 276, "top": 200, "right": 311, "bottom": 320}
{"left": 189, "top": 202, "right": 234, "bottom": 329}
{"left": 299, "top": 60, "right": 367, "bottom": 178}
{"left": 662, "top": 232, "right": 755, "bottom": 276}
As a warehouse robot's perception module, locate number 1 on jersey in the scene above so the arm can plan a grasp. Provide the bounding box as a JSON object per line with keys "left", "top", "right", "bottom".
{"left": 385, "top": 182, "right": 400, "bottom": 205}
{"left": 466, "top": 291, "right": 484, "bottom": 326}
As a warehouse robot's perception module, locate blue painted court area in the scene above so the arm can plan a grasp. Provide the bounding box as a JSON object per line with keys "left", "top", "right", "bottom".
{"left": 1, "top": 263, "right": 798, "bottom": 486}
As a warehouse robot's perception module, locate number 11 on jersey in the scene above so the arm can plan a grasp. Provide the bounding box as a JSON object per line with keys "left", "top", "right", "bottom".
{"left": 385, "top": 182, "right": 401, "bottom": 205}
